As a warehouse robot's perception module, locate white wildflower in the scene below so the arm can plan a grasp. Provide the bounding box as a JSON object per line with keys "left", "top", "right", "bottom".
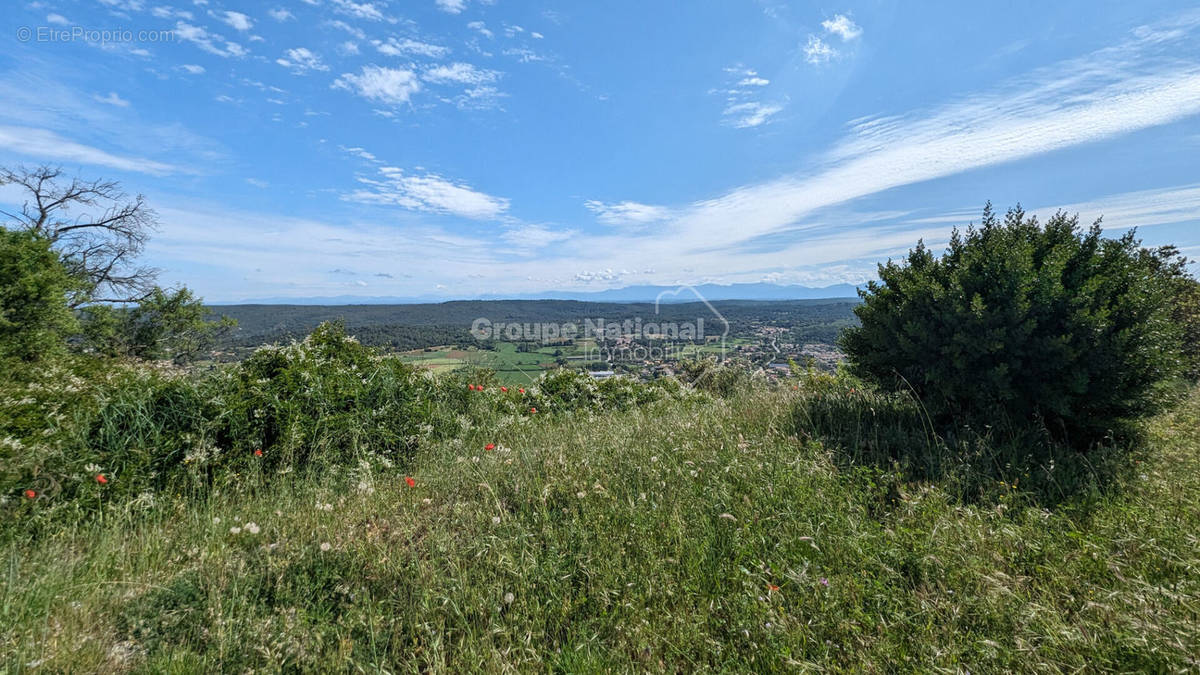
{"left": 320, "top": 542, "right": 332, "bottom": 552}
{"left": 244, "top": 522, "right": 260, "bottom": 535}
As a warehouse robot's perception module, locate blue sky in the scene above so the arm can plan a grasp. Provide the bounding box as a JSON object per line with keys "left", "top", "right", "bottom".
{"left": 1, "top": 1, "right": 1199, "bottom": 301}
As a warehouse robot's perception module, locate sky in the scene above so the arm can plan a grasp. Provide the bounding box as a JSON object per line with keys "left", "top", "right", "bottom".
{"left": 1, "top": 1, "right": 1199, "bottom": 302}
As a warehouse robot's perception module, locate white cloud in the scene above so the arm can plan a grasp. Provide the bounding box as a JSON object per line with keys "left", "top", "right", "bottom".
{"left": 346, "top": 165, "right": 510, "bottom": 219}
{"left": 503, "top": 47, "right": 544, "bottom": 63}
{"left": 374, "top": 37, "right": 449, "bottom": 58}
{"left": 276, "top": 47, "right": 329, "bottom": 73}
{"left": 723, "top": 101, "right": 783, "bottom": 128}
{"left": 450, "top": 85, "right": 507, "bottom": 110}
{"left": 46, "top": 13, "right": 70, "bottom": 25}
{"left": 341, "top": 146, "right": 378, "bottom": 161}
{"left": 467, "top": 21, "right": 493, "bottom": 38}
{"left": 574, "top": 269, "right": 622, "bottom": 283}
{"left": 714, "top": 65, "right": 783, "bottom": 128}
{"left": 436, "top": 0, "right": 466, "bottom": 13}
{"left": 94, "top": 91, "right": 130, "bottom": 107}
{"left": 339, "top": 41, "right": 360, "bottom": 55}
{"left": 179, "top": 64, "right": 205, "bottom": 74}
{"left": 0, "top": 125, "right": 177, "bottom": 174}
{"left": 821, "top": 14, "right": 861, "bottom": 41}
{"left": 584, "top": 200, "right": 671, "bottom": 225}
{"left": 220, "top": 10, "right": 253, "bottom": 31}
{"left": 246, "top": 177, "right": 269, "bottom": 188}
{"left": 333, "top": 66, "right": 421, "bottom": 105}
{"left": 331, "top": 0, "right": 387, "bottom": 21}
{"left": 151, "top": 6, "right": 193, "bottom": 19}
{"left": 500, "top": 223, "right": 574, "bottom": 248}
{"left": 268, "top": 8, "right": 293, "bottom": 21}
{"left": 326, "top": 20, "right": 366, "bottom": 39}
{"left": 531, "top": 31, "right": 544, "bottom": 39}
{"left": 422, "top": 62, "right": 498, "bottom": 85}
{"left": 1033, "top": 184, "right": 1200, "bottom": 231}
{"left": 803, "top": 35, "right": 835, "bottom": 64}
{"left": 174, "top": 21, "right": 247, "bottom": 57}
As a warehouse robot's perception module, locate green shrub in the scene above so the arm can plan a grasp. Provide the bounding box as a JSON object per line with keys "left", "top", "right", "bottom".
{"left": 841, "top": 204, "right": 1186, "bottom": 448}
{"left": 215, "top": 321, "right": 428, "bottom": 472}
{"left": 0, "top": 228, "right": 80, "bottom": 362}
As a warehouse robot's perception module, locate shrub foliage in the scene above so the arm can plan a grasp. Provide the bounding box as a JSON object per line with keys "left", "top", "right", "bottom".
{"left": 841, "top": 204, "right": 1186, "bottom": 447}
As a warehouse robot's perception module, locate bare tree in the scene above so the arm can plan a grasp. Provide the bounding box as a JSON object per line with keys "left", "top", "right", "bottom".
{"left": 0, "top": 165, "right": 159, "bottom": 306}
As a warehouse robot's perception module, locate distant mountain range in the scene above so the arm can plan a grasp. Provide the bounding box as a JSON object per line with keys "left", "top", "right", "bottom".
{"left": 213, "top": 282, "right": 863, "bottom": 306}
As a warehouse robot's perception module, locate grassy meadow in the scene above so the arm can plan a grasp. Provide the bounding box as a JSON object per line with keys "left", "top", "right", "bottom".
{"left": 4, "top": 373, "right": 1199, "bottom": 671}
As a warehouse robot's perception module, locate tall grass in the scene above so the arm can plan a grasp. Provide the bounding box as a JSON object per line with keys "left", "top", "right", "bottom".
{"left": 3, "top": 378, "right": 1199, "bottom": 671}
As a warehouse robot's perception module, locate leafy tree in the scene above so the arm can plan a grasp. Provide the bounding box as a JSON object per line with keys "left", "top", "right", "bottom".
{"left": 0, "top": 227, "right": 80, "bottom": 361}
{"left": 79, "top": 287, "right": 235, "bottom": 364}
{"left": 841, "top": 203, "right": 1188, "bottom": 448}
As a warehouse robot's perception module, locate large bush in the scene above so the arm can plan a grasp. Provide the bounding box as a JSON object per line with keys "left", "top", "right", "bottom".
{"left": 841, "top": 204, "right": 1186, "bottom": 447}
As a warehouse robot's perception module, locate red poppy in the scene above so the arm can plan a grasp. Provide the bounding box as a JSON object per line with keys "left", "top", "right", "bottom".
{"left": 254, "top": 449, "right": 263, "bottom": 457}
{"left": 518, "top": 388, "right": 525, "bottom": 394}
{"left": 500, "top": 386, "right": 508, "bottom": 393}
{"left": 405, "top": 476, "right": 416, "bottom": 487}
{"left": 485, "top": 443, "right": 495, "bottom": 451}
{"left": 529, "top": 407, "right": 537, "bottom": 414}
{"left": 767, "top": 584, "right": 780, "bottom": 592}
{"left": 468, "top": 384, "right": 475, "bottom": 391}
{"left": 95, "top": 474, "right": 108, "bottom": 484}
{"left": 23, "top": 489, "right": 36, "bottom": 499}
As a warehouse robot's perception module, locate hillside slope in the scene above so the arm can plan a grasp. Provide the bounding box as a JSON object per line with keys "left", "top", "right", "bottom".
{"left": 4, "top": 387, "right": 1200, "bottom": 671}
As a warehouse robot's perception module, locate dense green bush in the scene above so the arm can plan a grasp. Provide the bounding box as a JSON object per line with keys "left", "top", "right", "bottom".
{"left": 841, "top": 204, "right": 1187, "bottom": 448}
{"left": 0, "top": 228, "right": 80, "bottom": 362}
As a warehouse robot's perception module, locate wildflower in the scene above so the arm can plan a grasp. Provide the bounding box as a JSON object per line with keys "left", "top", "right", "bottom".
{"left": 254, "top": 449, "right": 263, "bottom": 457}
{"left": 500, "top": 386, "right": 508, "bottom": 392}
{"left": 405, "top": 476, "right": 416, "bottom": 488}
{"left": 576, "top": 491, "right": 587, "bottom": 499}
{"left": 23, "top": 489, "right": 36, "bottom": 499}
{"left": 491, "top": 515, "right": 501, "bottom": 524}
{"left": 230, "top": 526, "right": 242, "bottom": 535}
{"left": 244, "top": 522, "right": 261, "bottom": 535}
{"left": 213, "top": 516, "right": 221, "bottom": 524}
{"left": 468, "top": 384, "right": 475, "bottom": 391}
{"left": 529, "top": 407, "right": 537, "bottom": 414}
{"left": 768, "top": 584, "right": 780, "bottom": 592}
{"left": 95, "top": 474, "right": 108, "bottom": 484}
{"left": 518, "top": 388, "right": 525, "bottom": 394}
{"left": 503, "top": 592, "right": 515, "bottom": 604}
{"left": 819, "top": 577, "right": 829, "bottom": 587}
{"left": 485, "top": 443, "right": 495, "bottom": 451}
{"left": 421, "top": 497, "right": 432, "bottom": 505}
{"left": 320, "top": 542, "right": 332, "bottom": 552}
